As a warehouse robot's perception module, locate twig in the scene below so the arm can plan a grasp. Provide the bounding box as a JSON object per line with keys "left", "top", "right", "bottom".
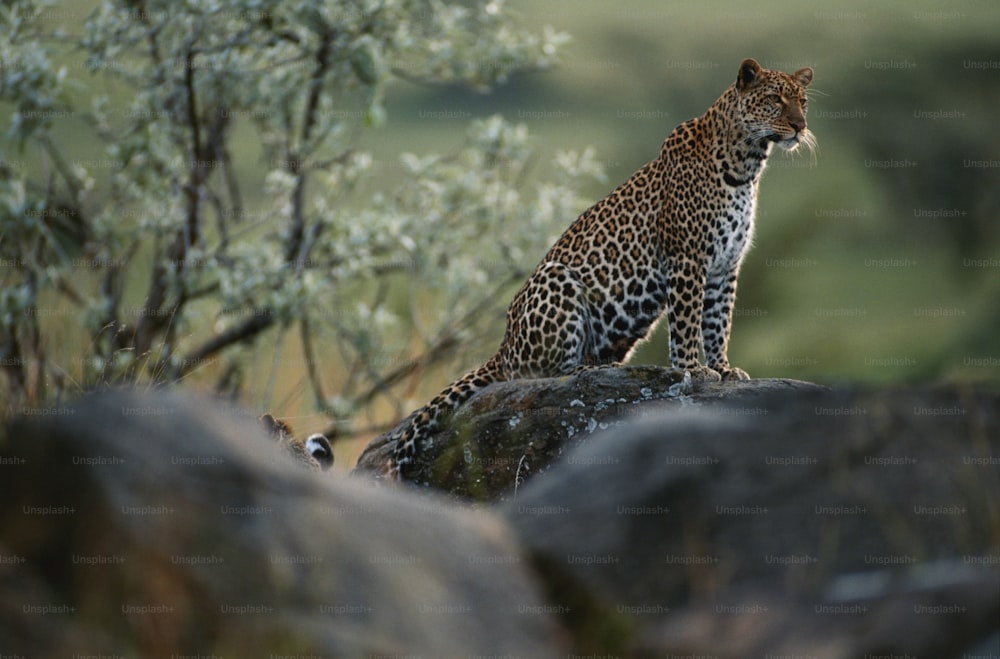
{"left": 174, "top": 311, "right": 275, "bottom": 377}
{"left": 300, "top": 312, "right": 337, "bottom": 427}
{"left": 285, "top": 27, "right": 334, "bottom": 264}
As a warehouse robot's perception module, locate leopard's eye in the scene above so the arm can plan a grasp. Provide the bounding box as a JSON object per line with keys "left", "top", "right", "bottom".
{"left": 766, "top": 93, "right": 783, "bottom": 105}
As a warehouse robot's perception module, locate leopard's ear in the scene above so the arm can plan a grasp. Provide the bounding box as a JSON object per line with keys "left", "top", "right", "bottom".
{"left": 793, "top": 67, "right": 814, "bottom": 87}
{"left": 259, "top": 413, "right": 292, "bottom": 439}
{"left": 737, "top": 58, "right": 762, "bottom": 90}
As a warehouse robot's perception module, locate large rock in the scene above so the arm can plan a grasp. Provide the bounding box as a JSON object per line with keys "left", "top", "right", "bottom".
{"left": 354, "top": 365, "right": 826, "bottom": 499}
{"left": 4, "top": 379, "right": 997, "bottom": 657}
{"left": 0, "top": 390, "right": 562, "bottom": 657}
{"left": 638, "top": 562, "right": 1000, "bottom": 658}
{"left": 502, "top": 384, "right": 1000, "bottom": 655}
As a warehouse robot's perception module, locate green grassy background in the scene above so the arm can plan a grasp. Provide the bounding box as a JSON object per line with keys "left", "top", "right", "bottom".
{"left": 376, "top": 0, "right": 1000, "bottom": 384}
{"left": 8, "top": 0, "right": 1000, "bottom": 465}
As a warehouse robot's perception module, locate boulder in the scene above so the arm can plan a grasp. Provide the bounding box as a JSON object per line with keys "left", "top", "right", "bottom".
{"left": 0, "top": 390, "right": 563, "bottom": 657}
{"left": 4, "top": 377, "right": 997, "bottom": 657}
{"left": 637, "top": 562, "right": 1000, "bottom": 658}
{"left": 502, "top": 384, "right": 1000, "bottom": 655}
{"left": 354, "top": 365, "right": 827, "bottom": 499}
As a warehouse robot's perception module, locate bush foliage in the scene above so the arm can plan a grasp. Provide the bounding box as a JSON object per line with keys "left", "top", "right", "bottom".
{"left": 0, "top": 0, "right": 604, "bottom": 434}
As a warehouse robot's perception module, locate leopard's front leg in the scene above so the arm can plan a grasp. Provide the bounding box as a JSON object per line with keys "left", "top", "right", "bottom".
{"left": 703, "top": 267, "right": 750, "bottom": 381}
{"left": 667, "top": 258, "right": 721, "bottom": 382}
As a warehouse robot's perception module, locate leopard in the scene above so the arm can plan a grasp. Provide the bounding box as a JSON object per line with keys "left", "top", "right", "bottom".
{"left": 260, "top": 413, "right": 334, "bottom": 471}
{"left": 372, "top": 58, "right": 814, "bottom": 481}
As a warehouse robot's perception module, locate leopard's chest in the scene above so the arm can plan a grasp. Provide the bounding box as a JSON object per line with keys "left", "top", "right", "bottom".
{"left": 705, "top": 182, "right": 758, "bottom": 275}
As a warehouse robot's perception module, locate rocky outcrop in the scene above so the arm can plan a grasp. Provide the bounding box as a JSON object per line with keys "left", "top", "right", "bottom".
{"left": 0, "top": 390, "right": 562, "bottom": 657}
{"left": 354, "top": 365, "right": 827, "bottom": 499}
{"left": 3, "top": 377, "right": 998, "bottom": 657}
{"left": 502, "top": 383, "right": 1000, "bottom": 654}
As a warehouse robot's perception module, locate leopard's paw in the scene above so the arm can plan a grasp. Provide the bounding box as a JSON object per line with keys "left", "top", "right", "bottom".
{"left": 718, "top": 366, "right": 750, "bottom": 381}
{"left": 685, "top": 365, "right": 722, "bottom": 383}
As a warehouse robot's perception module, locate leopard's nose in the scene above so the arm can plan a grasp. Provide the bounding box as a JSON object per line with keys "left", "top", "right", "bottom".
{"left": 790, "top": 119, "right": 807, "bottom": 133}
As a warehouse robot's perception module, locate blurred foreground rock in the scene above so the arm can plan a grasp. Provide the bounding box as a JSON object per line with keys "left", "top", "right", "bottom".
{"left": 2, "top": 377, "right": 998, "bottom": 657}
{"left": 0, "top": 391, "right": 561, "bottom": 657}
{"left": 502, "top": 383, "right": 1000, "bottom": 654}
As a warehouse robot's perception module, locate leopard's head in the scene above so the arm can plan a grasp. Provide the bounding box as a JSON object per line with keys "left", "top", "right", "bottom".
{"left": 734, "top": 58, "right": 815, "bottom": 153}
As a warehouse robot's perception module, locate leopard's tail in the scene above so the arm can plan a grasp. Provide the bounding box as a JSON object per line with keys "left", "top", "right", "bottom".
{"left": 384, "top": 355, "right": 505, "bottom": 480}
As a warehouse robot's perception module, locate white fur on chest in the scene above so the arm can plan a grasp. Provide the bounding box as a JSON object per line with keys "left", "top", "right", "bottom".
{"left": 708, "top": 185, "right": 757, "bottom": 276}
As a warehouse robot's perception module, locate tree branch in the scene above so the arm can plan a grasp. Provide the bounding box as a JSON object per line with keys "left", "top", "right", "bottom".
{"left": 157, "top": 27, "right": 340, "bottom": 383}
{"left": 299, "top": 313, "right": 337, "bottom": 434}
{"left": 134, "top": 41, "right": 206, "bottom": 365}
{"left": 285, "top": 26, "right": 333, "bottom": 265}
{"left": 173, "top": 311, "right": 276, "bottom": 378}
